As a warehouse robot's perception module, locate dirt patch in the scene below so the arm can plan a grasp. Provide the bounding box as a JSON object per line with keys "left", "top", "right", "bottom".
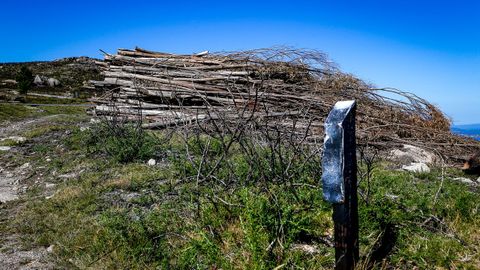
{"left": 0, "top": 114, "right": 60, "bottom": 137}
{"left": 0, "top": 233, "right": 54, "bottom": 270}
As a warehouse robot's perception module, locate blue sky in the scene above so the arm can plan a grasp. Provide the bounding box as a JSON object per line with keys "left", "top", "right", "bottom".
{"left": 1, "top": 0, "right": 479, "bottom": 124}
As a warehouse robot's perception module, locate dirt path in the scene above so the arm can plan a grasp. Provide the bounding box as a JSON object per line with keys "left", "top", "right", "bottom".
{"left": 0, "top": 115, "right": 63, "bottom": 203}
{"left": 0, "top": 114, "right": 59, "bottom": 138}
{"left": 0, "top": 115, "right": 62, "bottom": 269}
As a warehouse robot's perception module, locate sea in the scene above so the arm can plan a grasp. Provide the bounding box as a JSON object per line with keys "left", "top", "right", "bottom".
{"left": 451, "top": 124, "right": 480, "bottom": 141}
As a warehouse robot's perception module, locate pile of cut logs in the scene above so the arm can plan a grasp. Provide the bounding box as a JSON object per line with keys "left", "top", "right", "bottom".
{"left": 90, "top": 47, "right": 338, "bottom": 130}
{"left": 89, "top": 47, "right": 479, "bottom": 160}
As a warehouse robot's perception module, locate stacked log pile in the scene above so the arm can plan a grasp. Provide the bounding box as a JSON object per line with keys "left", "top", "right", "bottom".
{"left": 89, "top": 47, "right": 479, "bottom": 161}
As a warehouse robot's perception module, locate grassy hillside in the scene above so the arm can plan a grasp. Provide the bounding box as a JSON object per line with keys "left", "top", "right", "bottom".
{"left": 1, "top": 104, "right": 479, "bottom": 269}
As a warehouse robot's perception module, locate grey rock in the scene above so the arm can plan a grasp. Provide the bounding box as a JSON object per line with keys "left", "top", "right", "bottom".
{"left": 147, "top": 159, "right": 156, "bottom": 166}
{"left": 385, "top": 193, "right": 400, "bottom": 200}
{"left": 47, "top": 78, "right": 60, "bottom": 87}
{"left": 33, "top": 75, "right": 43, "bottom": 85}
{"left": 453, "top": 177, "right": 475, "bottom": 185}
{"left": 402, "top": 162, "right": 430, "bottom": 173}
{"left": 45, "top": 183, "right": 56, "bottom": 189}
{"left": 390, "top": 144, "right": 436, "bottom": 165}
{"left": 18, "top": 162, "right": 30, "bottom": 170}
{"left": 90, "top": 118, "right": 100, "bottom": 124}
{"left": 291, "top": 244, "right": 320, "bottom": 255}
{"left": 1, "top": 136, "right": 26, "bottom": 144}
{"left": 58, "top": 172, "right": 77, "bottom": 179}
{"left": 19, "top": 162, "right": 30, "bottom": 170}
{"left": 2, "top": 79, "right": 17, "bottom": 85}
{"left": 0, "top": 146, "right": 12, "bottom": 151}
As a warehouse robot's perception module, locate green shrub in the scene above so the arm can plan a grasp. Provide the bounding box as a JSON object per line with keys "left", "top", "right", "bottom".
{"left": 85, "top": 121, "right": 160, "bottom": 163}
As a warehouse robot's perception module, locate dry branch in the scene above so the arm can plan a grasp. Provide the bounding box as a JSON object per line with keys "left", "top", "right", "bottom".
{"left": 89, "top": 47, "right": 480, "bottom": 163}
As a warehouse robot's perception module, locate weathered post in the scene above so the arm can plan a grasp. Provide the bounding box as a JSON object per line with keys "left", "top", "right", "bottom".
{"left": 321, "top": 100, "right": 358, "bottom": 270}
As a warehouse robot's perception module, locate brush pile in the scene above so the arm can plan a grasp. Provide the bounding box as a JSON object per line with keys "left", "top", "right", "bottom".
{"left": 89, "top": 47, "right": 479, "bottom": 162}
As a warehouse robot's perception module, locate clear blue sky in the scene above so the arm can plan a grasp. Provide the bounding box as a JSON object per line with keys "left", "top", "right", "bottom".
{"left": 1, "top": 0, "right": 479, "bottom": 124}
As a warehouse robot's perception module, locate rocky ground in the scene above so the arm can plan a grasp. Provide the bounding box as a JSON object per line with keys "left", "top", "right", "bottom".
{"left": 0, "top": 117, "right": 54, "bottom": 269}
{"left": 0, "top": 112, "right": 87, "bottom": 269}
{"left": 0, "top": 57, "right": 101, "bottom": 269}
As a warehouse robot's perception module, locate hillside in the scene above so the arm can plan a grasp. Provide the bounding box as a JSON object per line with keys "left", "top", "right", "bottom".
{"left": 0, "top": 51, "right": 479, "bottom": 269}
{"left": 0, "top": 57, "right": 103, "bottom": 101}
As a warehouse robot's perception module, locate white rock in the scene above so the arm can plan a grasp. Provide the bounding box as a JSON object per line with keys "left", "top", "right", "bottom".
{"left": 291, "top": 244, "right": 320, "bottom": 255}
{"left": 147, "top": 159, "right": 156, "bottom": 166}
{"left": 390, "top": 144, "right": 436, "bottom": 165}
{"left": 34, "top": 75, "right": 43, "bottom": 85}
{"left": 80, "top": 126, "right": 90, "bottom": 132}
{"left": 477, "top": 176, "right": 480, "bottom": 183}
{"left": 90, "top": 118, "right": 100, "bottom": 124}
{"left": 47, "top": 78, "right": 60, "bottom": 87}
{"left": 0, "top": 146, "right": 11, "bottom": 151}
{"left": 19, "top": 162, "right": 30, "bottom": 170}
{"left": 402, "top": 162, "right": 430, "bottom": 173}
{"left": 453, "top": 177, "right": 475, "bottom": 185}
{"left": 58, "top": 172, "right": 77, "bottom": 179}
{"left": 47, "top": 245, "right": 54, "bottom": 253}
{"left": 3, "top": 79, "right": 17, "bottom": 85}
{"left": 5, "top": 136, "right": 26, "bottom": 143}
{"left": 45, "top": 183, "right": 56, "bottom": 189}
{"left": 385, "top": 194, "right": 399, "bottom": 200}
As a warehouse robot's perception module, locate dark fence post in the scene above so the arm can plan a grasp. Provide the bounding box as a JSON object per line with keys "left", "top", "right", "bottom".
{"left": 321, "top": 100, "right": 359, "bottom": 270}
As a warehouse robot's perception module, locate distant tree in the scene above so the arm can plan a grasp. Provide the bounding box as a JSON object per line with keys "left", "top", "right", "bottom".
{"left": 16, "top": 66, "right": 33, "bottom": 96}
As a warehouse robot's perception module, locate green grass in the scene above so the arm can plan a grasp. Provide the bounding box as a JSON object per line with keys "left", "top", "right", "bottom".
{"left": 0, "top": 103, "right": 86, "bottom": 122}
{"left": 6, "top": 122, "right": 479, "bottom": 269}
{"left": 0, "top": 138, "right": 22, "bottom": 147}
{"left": 24, "top": 95, "right": 86, "bottom": 104}
{"left": 0, "top": 104, "right": 34, "bottom": 121}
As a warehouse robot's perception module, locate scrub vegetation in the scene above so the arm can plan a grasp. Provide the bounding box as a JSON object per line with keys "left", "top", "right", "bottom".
{"left": 1, "top": 104, "right": 478, "bottom": 269}
{"left": 0, "top": 53, "right": 478, "bottom": 268}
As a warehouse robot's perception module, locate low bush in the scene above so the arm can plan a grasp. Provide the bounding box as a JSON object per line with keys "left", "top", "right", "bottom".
{"left": 84, "top": 121, "right": 160, "bottom": 163}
